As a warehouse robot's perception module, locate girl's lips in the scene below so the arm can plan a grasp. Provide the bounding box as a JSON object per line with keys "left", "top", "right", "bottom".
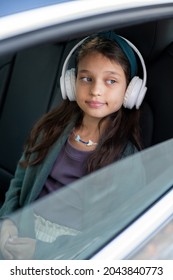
{"left": 86, "top": 101, "right": 105, "bottom": 108}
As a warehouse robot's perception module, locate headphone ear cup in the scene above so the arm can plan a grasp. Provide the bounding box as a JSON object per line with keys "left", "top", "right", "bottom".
{"left": 65, "top": 68, "right": 76, "bottom": 101}
{"left": 123, "top": 76, "right": 143, "bottom": 109}
{"left": 60, "top": 68, "right": 76, "bottom": 101}
{"left": 60, "top": 73, "right": 67, "bottom": 100}
{"left": 136, "top": 85, "right": 147, "bottom": 109}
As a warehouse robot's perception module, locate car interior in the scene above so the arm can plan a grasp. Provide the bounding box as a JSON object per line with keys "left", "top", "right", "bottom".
{"left": 0, "top": 17, "right": 173, "bottom": 207}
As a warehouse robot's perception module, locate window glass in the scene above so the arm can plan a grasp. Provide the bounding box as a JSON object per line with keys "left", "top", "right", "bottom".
{"left": 1, "top": 139, "right": 173, "bottom": 259}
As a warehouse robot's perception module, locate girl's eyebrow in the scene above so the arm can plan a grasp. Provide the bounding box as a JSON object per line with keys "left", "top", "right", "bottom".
{"left": 104, "top": 71, "right": 121, "bottom": 77}
{"left": 78, "top": 69, "right": 90, "bottom": 73}
{"left": 78, "top": 69, "right": 121, "bottom": 76}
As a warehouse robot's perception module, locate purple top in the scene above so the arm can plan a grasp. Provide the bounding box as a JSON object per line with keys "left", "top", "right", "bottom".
{"left": 38, "top": 139, "right": 93, "bottom": 198}
{"left": 34, "top": 140, "right": 93, "bottom": 228}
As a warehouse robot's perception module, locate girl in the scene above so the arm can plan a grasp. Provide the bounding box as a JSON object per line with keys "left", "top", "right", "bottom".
{"left": 0, "top": 32, "right": 146, "bottom": 259}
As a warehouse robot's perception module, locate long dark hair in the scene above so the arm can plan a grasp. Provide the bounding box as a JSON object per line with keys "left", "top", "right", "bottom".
{"left": 20, "top": 36, "right": 142, "bottom": 172}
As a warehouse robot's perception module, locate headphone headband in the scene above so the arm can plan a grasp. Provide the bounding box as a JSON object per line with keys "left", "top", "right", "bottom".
{"left": 119, "top": 35, "right": 147, "bottom": 98}
{"left": 99, "top": 31, "right": 138, "bottom": 78}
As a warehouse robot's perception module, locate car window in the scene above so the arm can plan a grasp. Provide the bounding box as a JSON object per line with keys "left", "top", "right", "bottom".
{"left": 1, "top": 138, "right": 173, "bottom": 259}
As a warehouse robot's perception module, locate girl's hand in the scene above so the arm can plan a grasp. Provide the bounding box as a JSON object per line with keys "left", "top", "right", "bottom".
{"left": 5, "top": 237, "right": 36, "bottom": 259}
{"left": 0, "top": 219, "right": 18, "bottom": 259}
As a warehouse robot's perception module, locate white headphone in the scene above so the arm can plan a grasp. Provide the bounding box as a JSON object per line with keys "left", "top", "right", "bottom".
{"left": 60, "top": 35, "right": 147, "bottom": 109}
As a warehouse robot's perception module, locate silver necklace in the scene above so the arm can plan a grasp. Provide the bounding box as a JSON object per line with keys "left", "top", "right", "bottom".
{"left": 73, "top": 130, "right": 98, "bottom": 147}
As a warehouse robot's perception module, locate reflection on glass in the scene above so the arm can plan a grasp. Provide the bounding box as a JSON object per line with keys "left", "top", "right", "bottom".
{"left": 1, "top": 139, "right": 173, "bottom": 259}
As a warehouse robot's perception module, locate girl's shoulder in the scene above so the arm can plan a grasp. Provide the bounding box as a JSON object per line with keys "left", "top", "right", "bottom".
{"left": 121, "top": 141, "right": 138, "bottom": 159}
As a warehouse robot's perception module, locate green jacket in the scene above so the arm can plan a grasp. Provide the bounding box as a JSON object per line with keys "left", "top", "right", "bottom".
{"left": 0, "top": 120, "right": 137, "bottom": 218}
{"left": 0, "top": 119, "right": 139, "bottom": 259}
{"left": 0, "top": 121, "right": 75, "bottom": 218}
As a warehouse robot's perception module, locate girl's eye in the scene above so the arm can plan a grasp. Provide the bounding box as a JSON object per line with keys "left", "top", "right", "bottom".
{"left": 107, "top": 79, "right": 116, "bottom": 85}
{"left": 80, "top": 77, "right": 92, "bottom": 82}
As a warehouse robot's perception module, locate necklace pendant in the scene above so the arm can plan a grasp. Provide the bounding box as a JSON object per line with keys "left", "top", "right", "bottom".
{"left": 86, "top": 140, "right": 94, "bottom": 146}
{"left": 73, "top": 131, "right": 98, "bottom": 146}
{"left": 75, "top": 135, "right": 81, "bottom": 143}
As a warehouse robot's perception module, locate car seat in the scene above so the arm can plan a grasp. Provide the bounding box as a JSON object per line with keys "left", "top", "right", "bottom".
{"left": 147, "top": 41, "right": 173, "bottom": 145}
{"left": 117, "top": 19, "right": 173, "bottom": 147}
{"left": 0, "top": 44, "right": 64, "bottom": 205}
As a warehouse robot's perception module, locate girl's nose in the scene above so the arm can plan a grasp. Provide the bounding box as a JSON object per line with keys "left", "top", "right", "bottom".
{"left": 90, "top": 81, "right": 102, "bottom": 96}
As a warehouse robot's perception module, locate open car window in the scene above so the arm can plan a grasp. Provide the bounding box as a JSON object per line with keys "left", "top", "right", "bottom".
{"left": 1, "top": 138, "right": 173, "bottom": 260}
{"left": 1, "top": 0, "right": 173, "bottom": 263}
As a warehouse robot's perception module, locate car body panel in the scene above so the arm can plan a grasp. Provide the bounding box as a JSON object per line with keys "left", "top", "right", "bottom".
{"left": 0, "top": 0, "right": 173, "bottom": 56}
{"left": 1, "top": 0, "right": 173, "bottom": 40}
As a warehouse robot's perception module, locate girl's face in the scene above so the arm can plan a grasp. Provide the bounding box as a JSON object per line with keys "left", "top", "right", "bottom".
{"left": 75, "top": 52, "right": 127, "bottom": 122}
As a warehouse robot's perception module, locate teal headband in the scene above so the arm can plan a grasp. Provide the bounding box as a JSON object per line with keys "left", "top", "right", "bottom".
{"left": 98, "top": 31, "right": 138, "bottom": 79}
